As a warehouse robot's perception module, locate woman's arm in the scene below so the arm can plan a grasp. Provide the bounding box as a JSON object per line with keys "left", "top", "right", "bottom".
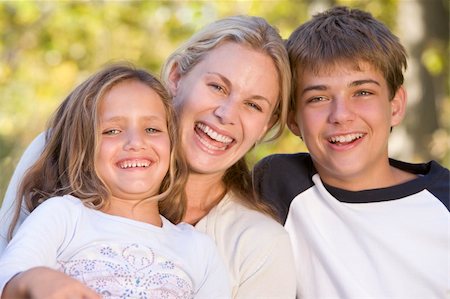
{"left": 0, "top": 132, "right": 46, "bottom": 253}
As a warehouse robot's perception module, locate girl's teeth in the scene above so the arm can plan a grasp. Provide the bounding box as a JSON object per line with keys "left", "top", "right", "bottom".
{"left": 119, "top": 160, "right": 150, "bottom": 169}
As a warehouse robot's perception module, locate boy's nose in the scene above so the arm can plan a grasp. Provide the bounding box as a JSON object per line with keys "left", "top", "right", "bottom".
{"left": 328, "top": 98, "right": 355, "bottom": 124}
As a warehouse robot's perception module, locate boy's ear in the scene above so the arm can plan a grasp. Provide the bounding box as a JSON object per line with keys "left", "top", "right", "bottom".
{"left": 167, "top": 63, "right": 181, "bottom": 96}
{"left": 390, "top": 86, "right": 407, "bottom": 127}
{"left": 287, "top": 110, "right": 302, "bottom": 137}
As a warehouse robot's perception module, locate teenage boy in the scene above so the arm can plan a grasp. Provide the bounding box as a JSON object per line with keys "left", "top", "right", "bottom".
{"left": 254, "top": 6, "right": 449, "bottom": 299}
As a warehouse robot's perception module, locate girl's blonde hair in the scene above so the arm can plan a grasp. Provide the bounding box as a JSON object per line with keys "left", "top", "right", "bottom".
{"left": 8, "top": 64, "right": 188, "bottom": 239}
{"left": 161, "top": 15, "right": 291, "bottom": 220}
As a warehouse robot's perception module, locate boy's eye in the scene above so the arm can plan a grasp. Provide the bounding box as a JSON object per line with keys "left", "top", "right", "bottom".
{"left": 103, "top": 129, "right": 121, "bottom": 135}
{"left": 308, "top": 96, "right": 327, "bottom": 103}
{"left": 355, "top": 90, "right": 372, "bottom": 96}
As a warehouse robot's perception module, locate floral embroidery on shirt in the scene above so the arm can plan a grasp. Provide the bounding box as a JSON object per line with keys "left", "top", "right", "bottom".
{"left": 59, "top": 243, "right": 194, "bottom": 299}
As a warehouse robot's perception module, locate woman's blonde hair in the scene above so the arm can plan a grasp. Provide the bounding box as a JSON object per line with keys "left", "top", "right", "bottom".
{"left": 8, "top": 64, "right": 188, "bottom": 239}
{"left": 161, "top": 15, "right": 291, "bottom": 220}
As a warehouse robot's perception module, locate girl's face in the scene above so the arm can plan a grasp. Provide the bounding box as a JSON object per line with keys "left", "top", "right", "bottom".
{"left": 96, "top": 80, "right": 171, "bottom": 202}
{"left": 168, "top": 42, "right": 279, "bottom": 176}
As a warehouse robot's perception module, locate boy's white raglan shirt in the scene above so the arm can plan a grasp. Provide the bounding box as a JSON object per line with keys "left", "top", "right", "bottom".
{"left": 255, "top": 153, "right": 450, "bottom": 299}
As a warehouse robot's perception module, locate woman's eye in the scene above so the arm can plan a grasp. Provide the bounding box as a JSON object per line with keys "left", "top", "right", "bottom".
{"left": 209, "top": 83, "right": 226, "bottom": 94}
{"left": 246, "top": 102, "right": 263, "bottom": 112}
{"left": 103, "top": 129, "right": 120, "bottom": 135}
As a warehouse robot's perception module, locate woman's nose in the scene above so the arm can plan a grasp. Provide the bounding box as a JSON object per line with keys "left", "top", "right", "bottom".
{"left": 213, "top": 99, "right": 238, "bottom": 125}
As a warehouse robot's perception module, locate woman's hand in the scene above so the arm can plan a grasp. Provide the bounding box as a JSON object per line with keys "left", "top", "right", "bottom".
{"left": 2, "top": 266, "right": 100, "bottom": 299}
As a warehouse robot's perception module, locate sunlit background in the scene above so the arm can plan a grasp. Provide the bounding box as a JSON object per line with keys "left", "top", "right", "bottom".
{"left": 1, "top": 0, "right": 448, "bottom": 204}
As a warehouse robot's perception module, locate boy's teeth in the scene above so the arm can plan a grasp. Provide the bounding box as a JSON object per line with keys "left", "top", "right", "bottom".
{"left": 329, "top": 133, "right": 363, "bottom": 143}
{"left": 196, "top": 123, "right": 233, "bottom": 144}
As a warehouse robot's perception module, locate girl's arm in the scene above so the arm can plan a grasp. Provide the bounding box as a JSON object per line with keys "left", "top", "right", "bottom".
{"left": 2, "top": 267, "right": 100, "bottom": 299}
{"left": 0, "top": 197, "right": 92, "bottom": 297}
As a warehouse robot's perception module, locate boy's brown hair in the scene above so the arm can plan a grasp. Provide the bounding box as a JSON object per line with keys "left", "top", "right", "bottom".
{"left": 286, "top": 6, "right": 407, "bottom": 109}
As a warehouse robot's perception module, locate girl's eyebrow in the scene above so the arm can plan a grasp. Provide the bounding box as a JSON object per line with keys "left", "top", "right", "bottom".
{"left": 101, "top": 115, "right": 166, "bottom": 122}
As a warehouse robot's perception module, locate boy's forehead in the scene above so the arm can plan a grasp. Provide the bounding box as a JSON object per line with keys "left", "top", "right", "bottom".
{"left": 297, "top": 59, "right": 379, "bottom": 78}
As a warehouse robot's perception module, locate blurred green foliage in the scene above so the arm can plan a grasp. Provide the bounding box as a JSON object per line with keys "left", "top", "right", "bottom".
{"left": 1, "top": 0, "right": 449, "bottom": 205}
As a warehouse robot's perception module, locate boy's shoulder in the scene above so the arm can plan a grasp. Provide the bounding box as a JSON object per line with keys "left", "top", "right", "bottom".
{"left": 390, "top": 159, "right": 449, "bottom": 209}
{"left": 254, "top": 152, "right": 315, "bottom": 178}
{"left": 253, "top": 152, "right": 316, "bottom": 223}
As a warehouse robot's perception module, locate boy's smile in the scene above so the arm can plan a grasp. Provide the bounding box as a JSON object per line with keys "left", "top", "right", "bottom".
{"left": 288, "top": 61, "right": 407, "bottom": 190}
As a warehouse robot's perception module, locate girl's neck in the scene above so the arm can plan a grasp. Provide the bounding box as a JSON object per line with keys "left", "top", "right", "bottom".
{"left": 183, "top": 172, "right": 227, "bottom": 225}
{"left": 101, "top": 198, "right": 162, "bottom": 227}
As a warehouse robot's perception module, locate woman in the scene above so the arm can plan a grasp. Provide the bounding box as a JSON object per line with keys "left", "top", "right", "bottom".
{"left": 0, "top": 16, "right": 296, "bottom": 298}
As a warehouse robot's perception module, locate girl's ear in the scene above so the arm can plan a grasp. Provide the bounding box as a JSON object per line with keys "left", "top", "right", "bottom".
{"left": 390, "top": 86, "right": 407, "bottom": 127}
{"left": 167, "top": 63, "right": 181, "bottom": 96}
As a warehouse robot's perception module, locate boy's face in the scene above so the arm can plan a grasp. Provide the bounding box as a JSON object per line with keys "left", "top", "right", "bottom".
{"left": 288, "top": 61, "right": 406, "bottom": 190}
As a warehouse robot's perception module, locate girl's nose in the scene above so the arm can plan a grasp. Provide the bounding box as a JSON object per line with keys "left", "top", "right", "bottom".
{"left": 124, "top": 131, "right": 147, "bottom": 151}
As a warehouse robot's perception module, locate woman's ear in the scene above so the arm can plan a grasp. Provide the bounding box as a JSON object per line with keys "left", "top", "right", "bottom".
{"left": 390, "top": 86, "right": 407, "bottom": 127}
{"left": 167, "top": 63, "right": 181, "bottom": 96}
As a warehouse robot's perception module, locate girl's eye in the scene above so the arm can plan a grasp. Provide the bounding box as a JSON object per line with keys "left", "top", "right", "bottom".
{"left": 103, "top": 129, "right": 120, "bottom": 135}
{"left": 146, "top": 128, "right": 161, "bottom": 134}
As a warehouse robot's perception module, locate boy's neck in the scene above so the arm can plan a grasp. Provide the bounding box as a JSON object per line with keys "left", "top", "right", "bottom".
{"left": 318, "top": 163, "right": 418, "bottom": 191}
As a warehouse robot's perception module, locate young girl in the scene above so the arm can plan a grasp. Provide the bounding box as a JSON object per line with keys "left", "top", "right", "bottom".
{"left": 0, "top": 64, "right": 230, "bottom": 299}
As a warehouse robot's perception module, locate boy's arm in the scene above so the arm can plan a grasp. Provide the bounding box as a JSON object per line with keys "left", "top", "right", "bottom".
{"left": 0, "top": 132, "right": 46, "bottom": 253}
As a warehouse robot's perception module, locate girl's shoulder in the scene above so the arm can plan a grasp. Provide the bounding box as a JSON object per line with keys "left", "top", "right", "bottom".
{"left": 35, "top": 195, "right": 83, "bottom": 211}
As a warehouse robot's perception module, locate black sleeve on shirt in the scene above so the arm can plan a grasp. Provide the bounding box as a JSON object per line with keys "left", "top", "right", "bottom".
{"left": 253, "top": 153, "right": 316, "bottom": 224}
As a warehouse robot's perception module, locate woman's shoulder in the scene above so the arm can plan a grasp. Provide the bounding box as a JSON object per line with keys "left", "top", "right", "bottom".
{"left": 213, "top": 193, "right": 288, "bottom": 238}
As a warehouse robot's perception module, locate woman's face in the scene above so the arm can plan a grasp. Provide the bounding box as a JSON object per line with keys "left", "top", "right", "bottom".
{"left": 169, "top": 42, "right": 279, "bottom": 176}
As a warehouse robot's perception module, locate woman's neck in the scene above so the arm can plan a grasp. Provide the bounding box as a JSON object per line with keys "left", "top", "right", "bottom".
{"left": 183, "top": 172, "right": 227, "bottom": 225}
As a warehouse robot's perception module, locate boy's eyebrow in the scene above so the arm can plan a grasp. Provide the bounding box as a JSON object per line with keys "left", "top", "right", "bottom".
{"left": 300, "top": 85, "right": 328, "bottom": 95}
{"left": 349, "top": 79, "right": 381, "bottom": 87}
{"left": 301, "top": 79, "right": 381, "bottom": 95}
